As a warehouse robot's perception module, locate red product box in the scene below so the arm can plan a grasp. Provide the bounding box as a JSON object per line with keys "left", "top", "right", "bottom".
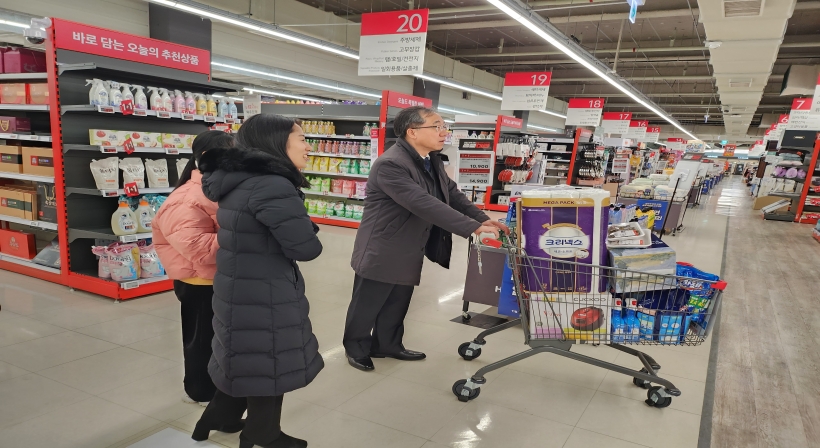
{"left": 0, "top": 84, "right": 27, "bottom": 104}
{"left": 0, "top": 117, "right": 31, "bottom": 133}
{"left": 0, "top": 228, "right": 36, "bottom": 259}
{"left": 27, "top": 84, "right": 48, "bottom": 105}
{"left": 0, "top": 47, "right": 9, "bottom": 73}
{"left": 2, "top": 49, "right": 46, "bottom": 74}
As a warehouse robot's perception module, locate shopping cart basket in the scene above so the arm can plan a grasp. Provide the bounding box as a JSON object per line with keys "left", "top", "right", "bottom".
{"left": 453, "top": 239, "right": 726, "bottom": 409}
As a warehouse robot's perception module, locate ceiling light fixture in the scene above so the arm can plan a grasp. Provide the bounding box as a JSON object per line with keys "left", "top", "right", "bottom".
{"left": 538, "top": 109, "right": 567, "bottom": 119}
{"left": 0, "top": 19, "right": 29, "bottom": 28}
{"left": 213, "top": 62, "right": 382, "bottom": 99}
{"left": 242, "top": 87, "right": 333, "bottom": 104}
{"left": 528, "top": 124, "right": 562, "bottom": 132}
{"left": 415, "top": 73, "right": 503, "bottom": 101}
{"left": 146, "top": 0, "right": 359, "bottom": 59}
{"left": 484, "top": 0, "right": 698, "bottom": 141}
{"left": 438, "top": 106, "right": 478, "bottom": 116}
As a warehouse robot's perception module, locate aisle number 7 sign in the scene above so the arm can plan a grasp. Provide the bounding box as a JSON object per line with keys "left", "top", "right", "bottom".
{"left": 358, "top": 9, "right": 429, "bottom": 76}
{"left": 500, "top": 72, "right": 551, "bottom": 111}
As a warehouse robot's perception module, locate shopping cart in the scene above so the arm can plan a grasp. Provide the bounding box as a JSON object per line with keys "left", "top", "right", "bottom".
{"left": 453, "top": 237, "right": 726, "bottom": 409}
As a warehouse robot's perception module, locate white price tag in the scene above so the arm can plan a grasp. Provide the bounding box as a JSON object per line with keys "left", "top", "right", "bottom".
{"left": 121, "top": 281, "right": 139, "bottom": 290}
{"left": 100, "top": 146, "right": 118, "bottom": 153}
{"left": 19, "top": 135, "right": 37, "bottom": 141}
{"left": 29, "top": 221, "right": 38, "bottom": 228}
{"left": 165, "top": 148, "right": 180, "bottom": 155}
{"left": 120, "top": 234, "right": 138, "bottom": 243}
{"left": 101, "top": 190, "right": 118, "bottom": 197}
{"left": 156, "top": 111, "right": 171, "bottom": 119}
{"left": 204, "top": 115, "right": 216, "bottom": 123}
{"left": 457, "top": 150, "right": 495, "bottom": 187}
{"left": 181, "top": 114, "right": 195, "bottom": 121}
{"left": 97, "top": 105, "right": 115, "bottom": 114}
{"left": 134, "top": 109, "right": 148, "bottom": 117}
{"left": 0, "top": 133, "right": 15, "bottom": 139}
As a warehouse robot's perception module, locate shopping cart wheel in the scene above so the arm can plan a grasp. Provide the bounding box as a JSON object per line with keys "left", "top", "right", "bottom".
{"left": 457, "top": 342, "right": 482, "bottom": 360}
{"left": 452, "top": 379, "right": 480, "bottom": 402}
{"left": 645, "top": 386, "right": 672, "bottom": 408}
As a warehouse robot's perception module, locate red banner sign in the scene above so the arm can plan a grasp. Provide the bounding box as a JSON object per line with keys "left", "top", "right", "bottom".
{"left": 52, "top": 19, "right": 211, "bottom": 76}
{"left": 360, "top": 9, "right": 429, "bottom": 36}
{"left": 386, "top": 91, "right": 432, "bottom": 109}
{"left": 503, "top": 72, "right": 552, "bottom": 87}
{"left": 499, "top": 115, "right": 523, "bottom": 129}
{"left": 568, "top": 98, "right": 604, "bottom": 109}
{"left": 629, "top": 120, "right": 649, "bottom": 128}
{"left": 602, "top": 112, "right": 632, "bottom": 121}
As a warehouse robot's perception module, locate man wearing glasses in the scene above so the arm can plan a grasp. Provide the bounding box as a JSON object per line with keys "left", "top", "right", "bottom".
{"left": 345, "top": 106, "right": 508, "bottom": 371}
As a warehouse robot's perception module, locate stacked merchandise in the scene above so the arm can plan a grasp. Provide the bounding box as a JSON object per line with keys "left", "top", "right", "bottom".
{"left": 89, "top": 129, "right": 193, "bottom": 149}
{"left": 307, "top": 139, "right": 372, "bottom": 157}
{"left": 619, "top": 175, "right": 687, "bottom": 202}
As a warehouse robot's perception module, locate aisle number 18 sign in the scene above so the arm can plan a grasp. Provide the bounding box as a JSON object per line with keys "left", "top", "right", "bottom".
{"left": 565, "top": 98, "right": 605, "bottom": 126}
{"left": 358, "top": 9, "right": 429, "bottom": 76}
{"left": 500, "top": 72, "right": 551, "bottom": 111}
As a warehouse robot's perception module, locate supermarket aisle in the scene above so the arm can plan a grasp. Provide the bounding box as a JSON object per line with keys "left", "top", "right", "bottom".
{"left": 710, "top": 179, "right": 820, "bottom": 448}
{"left": 0, "top": 183, "right": 731, "bottom": 448}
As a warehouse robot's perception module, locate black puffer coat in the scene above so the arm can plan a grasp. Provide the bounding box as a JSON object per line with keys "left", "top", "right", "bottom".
{"left": 198, "top": 147, "right": 324, "bottom": 397}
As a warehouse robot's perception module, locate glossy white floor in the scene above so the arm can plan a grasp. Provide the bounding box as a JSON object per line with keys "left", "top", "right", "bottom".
{"left": 0, "top": 180, "right": 734, "bottom": 448}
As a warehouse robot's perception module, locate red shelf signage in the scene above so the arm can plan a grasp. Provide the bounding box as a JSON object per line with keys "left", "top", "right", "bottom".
{"left": 499, "top": 115, "right": 523, "bottom": 129}
{"left": 501, "top": 72, "right": 551, "bottom": 111}
{"left": 358, "top": 9, "right": 428, "bottom": 76}
{"left": 666, "top": 137, "right": 684, "bottom": 151}
{"left": 386, "top": 91, "right": 432, "bottom": 109}
{"left": 52, "top": 19, "right": 211, "bottom": 76}
{"left": 565, "top": 98, "right": 604, "bottom": 127}
{"left": 601, "top": 112, "right": 631, "bottom": 134}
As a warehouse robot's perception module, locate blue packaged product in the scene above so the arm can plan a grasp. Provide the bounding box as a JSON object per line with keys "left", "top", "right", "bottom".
{"left": 638, "top": 310, "right": 655, "bottom": 341}
{"left": 658, "top": 314, "right": 683, "bottom": 344}
{"left": 611, "top": 309, "right": 626, "bottom": 343}
{"left": 625, "top": 308, "right": 642, "bottom": 342}
{"left": 676, "top": 262, "right": 720, "bottom": 327}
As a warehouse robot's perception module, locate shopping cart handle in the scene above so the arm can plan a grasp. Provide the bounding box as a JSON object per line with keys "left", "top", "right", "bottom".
{"left": 712, "top": 280, "right": 727, "bottom": 291}
{"left": 479, "top": 232, "right": 502, "bottom": 248}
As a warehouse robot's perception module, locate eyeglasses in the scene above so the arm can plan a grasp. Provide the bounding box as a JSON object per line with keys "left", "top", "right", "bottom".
{"left": 412, "top": 124, "right": 450, "bottom": 133}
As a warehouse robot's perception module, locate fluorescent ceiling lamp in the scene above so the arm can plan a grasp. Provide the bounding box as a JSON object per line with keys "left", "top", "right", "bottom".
{"left": 213, "top": 62, "right": 382, "bottom": 99}
{"left": 538, "top": 109, "right": 567, "bottom": 119}
{"left": 415, "top": 74, "right": 503, "bottom": 101}
{"left": 211, "top": 94, "right": 244, "bottom": 102}
{"left": 438, "top": 106, "right": 477, "bottom": 116}
{"left": 0, "top": 19, "right": 28, "bottom": 28}
{"left": 242, "top": 87, "right": 332, "bottom": 104}
{"left": 528, "top": 124, "right": 562, "bottom": 132}
{"left": 146, "top": 0, "right": 358, "bottom": 59}
{"left": 485, "top": 0, "right": 698, "bottom": 141}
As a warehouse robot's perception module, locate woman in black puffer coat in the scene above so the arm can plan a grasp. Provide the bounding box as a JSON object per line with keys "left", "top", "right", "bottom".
{"left": 193, "top": 114, "right": 323, "bottom": 448}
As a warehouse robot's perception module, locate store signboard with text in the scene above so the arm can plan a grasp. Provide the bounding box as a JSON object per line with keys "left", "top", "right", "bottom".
{"left": 457, "top": 151, "right": 495, "bottom": 188}
{"left": 644, "top": 126, "right": 661, "bottom": 143}
{"left": 358, "top": 9, "right": 428, "bottom": 76}
{"left": 385, "top": 91, "right": 432, "bottom": 109}
{"left": 623, "top": 120, "right": 648, "bottom": 139}
{"left": 771, "top": 114, "right": 789, "bottom": 141}
{"left": 601, "top": 112, "right": 632, "bottom": 134}
{"left": 611, "top": 151, "right": 631, "bottom": 174}
{"left": 500, "top": 72, "right": 551, "bottom": 111}
{"left": 666, "top": 137, "right": 684, "bottom": 151}
{"left": 813, "top": 73, "right": 820, "bottom": 115}
{"left": 499, "top": 115, "right": 523, "bottom": 129}
{"left": 565, "top": 98, "right": 604, "bottom": 126}
{"left": 52, "top": 19, "right": 210, "bottom": 75}
{"left": 787, "top": 97, "right": 820, "bottom": 131}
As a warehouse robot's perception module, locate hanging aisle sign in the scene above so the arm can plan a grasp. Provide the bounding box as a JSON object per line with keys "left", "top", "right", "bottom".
{"left": 624, "top": 120, "right": 648, "bottom": 139}
{"left": 52, "top": 19, "right": 211, "bottom": 75}
{"left": 644, "top": 126, "right": 661, "bottom": 143}
{"left": 500, "top": 72, "right": 551, "bottom": 111}
{"left": 358, "top": 9, "right": 428, "bottom": 76}
{"left": 723, "top": 144, "right": 736, "bottom": 157}
{"left": 666, "top": 137, "right": 684, "bottom": 151}
{"left": 787, "top": 97, "right": 820, "bottom": 131}
{"left": 812, "top": 73, "right": 820, "bottom": 115}
{"left": 601, "top": 112, "right": 632, "bottom": 134}
{"left": 770, "top": 114, "right": 789, "bottom": 141}
{"left": 242, "top": 93, "right": 262, "bottom": 119}
{"left": 565, "top": 98, "right": 604, "bottom": 126}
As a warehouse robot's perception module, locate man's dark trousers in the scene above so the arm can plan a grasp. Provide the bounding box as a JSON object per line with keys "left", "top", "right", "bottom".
{"left": 343, "top": 274, "right": 415, "bottom": 358}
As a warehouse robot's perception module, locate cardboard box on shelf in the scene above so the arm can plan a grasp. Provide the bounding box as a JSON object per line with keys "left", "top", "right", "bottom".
{"left": 127, "top": 131, "right": 162, "bottom": 148}
{"left": 752, "top": 195, "right": 784, "bottom": 210}
{"left": 0, "top": 186, "right": 37, "bottom": 220}
{"left": 0, "top": 84, "right": 27, "bottom": 104}
{"left": 2, "top": 49, "right": 46, "bottom": 74}
{"left": 162, "top": 134, "right": 195, "bottom": 149}
{"left": 21, "top": 146, "right": 54, "bottom": 177}
{"left": 0, "top": 145, "right": 22, "bottom": 173}
{"left": 0, "top": 117, "right": 31, "bottom": 133}
{"left": 0, "top": 229, "right": 37, "bottom": 259}
{"left": 36, "top": 182, "right": 56, "bottom": 223}
{"left": 89, "top": 129, "right": 123, "bottom": 146}
{"left": 27, "top": 84, "right": 49, "bottom": 105}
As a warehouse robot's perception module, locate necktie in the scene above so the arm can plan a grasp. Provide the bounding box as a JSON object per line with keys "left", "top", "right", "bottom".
{"left": 423, "top": 157, "right": 432, "bottom": 173}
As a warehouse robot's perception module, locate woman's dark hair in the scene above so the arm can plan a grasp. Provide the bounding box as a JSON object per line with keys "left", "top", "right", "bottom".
{"left": 176, "top": 130, "right": 235, "bottom": 189}
{"left": 235, "top": 113, "right": 310, "bottom": 188}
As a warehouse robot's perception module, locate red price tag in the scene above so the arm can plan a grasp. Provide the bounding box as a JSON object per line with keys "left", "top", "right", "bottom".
{"left": 122, "top": 138, "right": 135, "bottom": 154}
{"left": 120, "top": 99, "right": 134, "bottom": 115}
{"left": 123, "top": 182, "right": 140, "bottom": 197}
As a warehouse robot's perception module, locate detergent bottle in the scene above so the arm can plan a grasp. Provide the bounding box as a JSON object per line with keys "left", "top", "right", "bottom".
{"left": 147, "top": 87, "right": 162, "bottom": 111}
{"left": 217, "top": 97, "right": 228, "bottom": 118}
{"left": 195, "top": 94, "right": 207, "bottom": 115}
{"left": 132, "top": 85, "right": 148, "bottom": 110}
{"left": 160, "top": 88, "right": 173, "bottom": 112}
{"left": 135, "top": 199, "right": 154, "bottom": 233}
{"left": 205, "top": 95, "right": 218, "bottom": 116}
{"left": 120, "top": 83, "right": 134, "bottom": 104}
{"left": 173, "top": 90, "right": 186, "bottom": 113}
{"left": 184, "top": 91, "right": 196, "bottom": 114}
{"left": 107, "top": 81, "right": 123, "bottom": 107}
{"left": 624, "top": 300, "right": 642, "bottom": 343}
{"left": 111, "top": 201, "right": 138, "bottom": 236}
{"left": 86, "top": 78, "right": 108, "bottom": 106}
{"left": 228, "top": 98, "right": 238, "bottom": 117}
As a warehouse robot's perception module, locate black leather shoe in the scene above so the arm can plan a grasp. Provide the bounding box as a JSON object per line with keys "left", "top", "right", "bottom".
{"left": 371, "top": 349, "right": 426, "bottom": 361}
{"left": 239, "top": 432, "right": 308, "bottom": 448}
{"left": 192, "top": 419, "right": 245, "bottom": 441}
{"left": 347, "top": 355, "right": 375, "bottom": 371}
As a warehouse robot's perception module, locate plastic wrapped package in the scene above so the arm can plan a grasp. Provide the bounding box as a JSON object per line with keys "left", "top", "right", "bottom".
{"left": 106, "top": 243, "right": 140, "bottom": 281}
{"left": 138, "top": 243, "right": 166, "bottom": 278}
{"left": 90, "top": 157, "right": 119, "bottom": 190}
{"left": 92, "top": 245, "right": 111, "bottom": 279}
{"left": 119, "top": 158, "right": 146, "bottom": 188}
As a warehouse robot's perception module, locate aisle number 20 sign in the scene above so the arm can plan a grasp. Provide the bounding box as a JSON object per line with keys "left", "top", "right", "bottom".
{"left": 358, "top": 9, "right": 429, "bottom": 76}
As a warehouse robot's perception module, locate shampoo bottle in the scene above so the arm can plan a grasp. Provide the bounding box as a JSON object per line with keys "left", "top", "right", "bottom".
{"left": 135, "top": 199, "right": 154, "bottom": 233}
{"left": 132, "top": 85, "right": 148, "bottom": 110}
{"left": 217, "top": 97, "right": 228, "bottom": 118}
{"left": 147, "top": 87, "right": 162, "bottom": 111}
{"left": 195, "top": 94, "right": 207, "bottom": 115}
{"left": 173, "top": 90, "right": 185, "bottom": 113}
{"left": 120, "top": 83, "right": 134, "bottom": 104}
{"left": 111, "top": 201, "right": 138, "bottom": 236}
{"left": 86, "top": 79, "right": 108, "bottom": 106}
{"left": 107, "top": 81, "right": 123, "bottom": 107}
{"left": 206, "top": 95, "right": 218, "bottom": 116}
{"left": 160, "top": 88, "right": 173, "bottom": 112}
{"left": 228, "top": 98, "right": 238, "bottom": 117}
{"left": 184, "top": 91, "right": 196, "bottom": 114}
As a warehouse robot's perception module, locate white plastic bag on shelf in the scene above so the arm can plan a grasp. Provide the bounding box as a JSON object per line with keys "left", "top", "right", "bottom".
{"left": 106, "top": 243, "right": 140, "bottom": 281}
{"left": 138, "top": 243, "right": 166, "bottom": 278}
{"left": 145, "top": 159, "right": 169, "bottom": 188}
{"left": 90, "top": 157, "right": 119, "bottom": 190}
{"left": 91, "top": 245, "right": 110, "bottom": 279}
{"left": 176, "top": 158, "right": 189, "bottom": 179}
{"left": 119, "top": 158, "right": 145, "bottom": 189}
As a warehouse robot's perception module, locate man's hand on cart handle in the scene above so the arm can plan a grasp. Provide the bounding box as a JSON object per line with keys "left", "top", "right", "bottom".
{"left": 483, "top": 219, "right": 510, "bottom": 235}
{"left": 473, "top": 225, "right": 500, "bottom": 241}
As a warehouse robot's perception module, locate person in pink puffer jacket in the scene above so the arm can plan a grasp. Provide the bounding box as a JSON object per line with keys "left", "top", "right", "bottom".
{"left": 153, "top": 131, "right": 235, "bottom": 409}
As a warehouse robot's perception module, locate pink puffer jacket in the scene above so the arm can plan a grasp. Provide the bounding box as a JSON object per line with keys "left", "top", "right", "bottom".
{"left": 152, "top": 170, "right": 218, "bottom": 280}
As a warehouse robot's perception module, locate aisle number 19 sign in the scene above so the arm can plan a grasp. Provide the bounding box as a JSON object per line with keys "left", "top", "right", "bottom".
{"left": 358, "top": 9, "right": 428, "bottom": 76}
{"left": 565, "top": 98, "right": 605, "bottom": 126}
{"left": 500, "top": 72, "right": 551, "bottom": 111}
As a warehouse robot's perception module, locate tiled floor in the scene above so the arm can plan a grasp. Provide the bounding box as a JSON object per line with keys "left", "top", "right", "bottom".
{"left": 0, "top": 180, "right": 735, "bottom": 448}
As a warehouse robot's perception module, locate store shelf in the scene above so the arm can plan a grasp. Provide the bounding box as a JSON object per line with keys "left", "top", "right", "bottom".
{"left": 303, "top": 170, "right": 368, "bottom": 179}
{"left": 768, "top": 192, "right": 802, "bottom": 199}
{"left": 0, "top": 214, "right": 58, "bottom": 230}
{"left": 303, "top": 190, "right": 365, "bottom": 200}
{"left": 536, "top": 138, "right": 574, "bottom": 144}
{"left": 60, "top": 105, "right": 237, "bottom": 123}
{"left": 539, "top": 150, "right": 572, "bottom": 154}
{"left": 63, "top": 144, "right": 191, "bottom": 154}
{"left": 0, "top": 172, "right": 54, "bottom": 183}
{"left": 66, "top": 187, "right": 174, "bottom": 197}
{"left": 309, "top": 214, "right": 361, "bottom": 229}
{"left": 0, "top": 73, "right": 48, "bottom": 80}
{"left": 544, "top": 175, "right": 568, "bottom": 179}
{"left": 69, "top": 227, "right": 153, "bottom": 243}
{"left": 544, "top": 167, "right": 569, "bottom": 171}
{"left": 306, "top": 134, "right": 371, "bottom": 141}
{"left": 0, "top": 104, "right": 49, "bottom": 111}
{"left": 309, "top": 152, "right": 371, "bottom": 160}
{"left": 119, "top": 275, "right": 169, "bottom": 290}
{"left": 0, "top": 133, "right": 52, "bottom": 142}
{"left": 0, "top": 254, "right": 60, "bottom": 275}
{"left": 544, "top": 159, "right": 570, "bottom": 163}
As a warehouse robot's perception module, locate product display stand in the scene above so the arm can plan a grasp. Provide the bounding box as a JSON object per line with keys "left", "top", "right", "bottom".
{"left": 566, "top": 128, "right": 600, "bottom": 186}
{"left": 532, "top": 132, "right": 576, "bottom": 186}
{"left": 791, "top": 139, "right": 820, "bottom": 224}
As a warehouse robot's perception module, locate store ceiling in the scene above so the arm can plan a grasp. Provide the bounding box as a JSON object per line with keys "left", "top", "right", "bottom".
{"left": 292, "top": 0, "right": 820, "bottom": 138}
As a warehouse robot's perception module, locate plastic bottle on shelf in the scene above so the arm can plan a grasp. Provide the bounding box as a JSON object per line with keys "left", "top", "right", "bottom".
{"left": 205, "top": 95, "right": 218, "bottom": 116}
{"left": 132, "top": 85, "right": 148, "bottom": 110}
{"left": 317, "top": 140, "right": 325, "bottom": 153}
{"left": 147, "top": 87, "right": 162, "bottom": 111}
{"left": 135, "top": 199, "right": 155, "bottom": 233}
{"left": 195, "top": 94, "right": 207, "bottom": 115}
{"left": 217, "top": 97, "right": 228, "bottom": 118}
{"left": 111, "top": 201, "right": 138, "bottom": 236}
{"left": 318, "top": 122, "right": 326, "bottom": 135}
{"left": 160, "top": 88, "right": 173, "bottom": 112}
{"left": 86, "top": 78, "right": 108, "bottom": 106}
{"left": 173, "top": 90, "right": 185, "bottom": 113}
{"left": 332, "top": 140, "right": 340, "bottom": 154}
{"left": 363, "top": 123, "right": 371, "bottom": 136}
{"left": 106, "top": 81, "right": 123, "bottom": 107}
{"left": 120, "top": 83, "right": 134, "bottom": 104}
{"left": 228, "top": 98, "right": 238, "bottom": 117}
{"left": 184, "top": 91, "right": 196, "bottom": 114}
